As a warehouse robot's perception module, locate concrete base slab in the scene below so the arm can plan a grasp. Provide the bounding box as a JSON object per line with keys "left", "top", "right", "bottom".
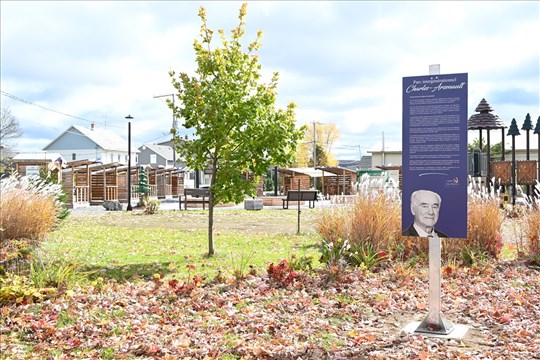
{"left": 402, "top": 321, "right": 469, "bottom": 339}
{"left": 244, "top": 199, "right": 264, "bottom": 210}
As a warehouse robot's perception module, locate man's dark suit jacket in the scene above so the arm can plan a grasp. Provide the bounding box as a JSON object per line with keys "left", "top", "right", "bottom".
{"left": 402, "top": 224, "right": 448, "bottom": 238}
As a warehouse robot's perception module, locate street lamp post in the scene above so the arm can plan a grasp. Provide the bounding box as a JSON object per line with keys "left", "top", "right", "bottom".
{"left": 126, "top": 115, "right": 134, "bottom": 211}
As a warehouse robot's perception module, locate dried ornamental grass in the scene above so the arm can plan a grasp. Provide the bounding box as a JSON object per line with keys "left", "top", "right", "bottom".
{"left": 316, "top": 175, "right": 401, "bottom": 267}
{"left": 0, "top": 174, "right": 63, "bottom": 241}
{"left": 465, "top": 192, "right": 503, "bottom": 258}
{"left": 348, "top": 191, "right": 401, "bottom": 250}
{"left": 525, "top": 204, "right": 540, "bottom": 260}
{"left": 315, "top": 206, "right": 348, "bottom": 244}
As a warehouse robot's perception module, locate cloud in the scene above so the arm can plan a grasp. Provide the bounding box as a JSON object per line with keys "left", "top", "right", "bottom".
{"left": 1, "top": 1, "right": 538, "bottom": 160}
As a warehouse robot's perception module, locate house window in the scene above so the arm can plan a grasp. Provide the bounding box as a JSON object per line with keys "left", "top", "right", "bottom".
{"left": 118, "top": 155, "right": 121, "bottom": 162}
{"left": 125, "top": 155, "right": 128, "bottom": 163}
{"left": 150, "top": 154, "right": 157, "bottom": 164}
{"left": 110, "top": 154, "right": 114, "bottom": 163}
{"left": 72, "top": 153, "right": 76, "bottom": 160}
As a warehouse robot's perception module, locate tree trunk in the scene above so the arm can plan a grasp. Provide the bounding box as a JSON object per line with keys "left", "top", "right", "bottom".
{"left": 207, "top": 162, "right": 217, "bottom": 256}
{"left": 208, "top": 191, "right": 215, "bottom": 256}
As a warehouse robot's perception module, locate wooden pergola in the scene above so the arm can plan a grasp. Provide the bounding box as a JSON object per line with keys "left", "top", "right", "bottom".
{"left": 63, "top": 163, "right": 180, "bottom": 206}
{"left": 62, "top": 161, "right": 187, "bottom": 208}
{"left": 12, "top": 153, "right": 63, "bottom": 181}
{"left": 316, "top": 166, "right": 357, "bottom": 196}
{"left": 89, "top": 162, "right": 124, "bottom": 205}
{"left": 144, "top": 166, "right": 185, "bottom": 199}
{"left": 63, "top": 160, "right": 98, "bottom": 207}
{"left": 62, "top": 161, "right": 125, "bottom": 207}
{"left": 277, "top": 167, "right": 333, "bottom": 194}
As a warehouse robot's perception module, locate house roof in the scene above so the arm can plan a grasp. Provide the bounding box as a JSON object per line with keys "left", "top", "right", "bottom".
{"left": 140, "top": 144, "right": 174, "bottom": 161}
{"left": 359, "top": 155, "right": 372, "bottom": 169}
{"left": 43, "top": 125, "right": 138, "bottom": 153}
{"left": 13, "top": 152, "right": 63, "bottom": 162}
{"left": 337, "top": 157, "right": 373, "bottom": 170}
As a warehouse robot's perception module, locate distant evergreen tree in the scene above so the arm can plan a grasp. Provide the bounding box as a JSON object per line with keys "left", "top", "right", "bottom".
{"left": 263, "top": 169, "right": 274, "bottom": 192}
{"left": 136, "top": 167, "right": 151, "bottom": 206}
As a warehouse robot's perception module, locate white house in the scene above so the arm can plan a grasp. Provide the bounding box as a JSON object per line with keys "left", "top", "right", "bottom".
{"left": 42, "top": 123, "right": 138, "bottom": 164}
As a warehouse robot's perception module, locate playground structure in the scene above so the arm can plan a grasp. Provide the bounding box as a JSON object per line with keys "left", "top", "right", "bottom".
{"left": 468, "top": 99, "right": 539, "bottom": 204}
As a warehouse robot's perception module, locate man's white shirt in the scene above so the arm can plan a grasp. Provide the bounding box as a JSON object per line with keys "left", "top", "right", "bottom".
{"left": 413, "top": 223, "right": 439, "bottom": 238}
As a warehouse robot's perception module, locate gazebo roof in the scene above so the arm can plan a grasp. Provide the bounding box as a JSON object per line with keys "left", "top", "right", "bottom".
{"left": 278, "top": 167, "right": 335, "bottom": 178}
{"left": 468, "top": 98, "right": 506, "bottom": 130}
{"left": 315, "top": 166, "right": 356, "bottom": 176}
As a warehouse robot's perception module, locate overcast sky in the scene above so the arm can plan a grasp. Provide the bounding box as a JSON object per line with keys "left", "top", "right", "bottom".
{"left": 1, "top": 1, "right": 539, "bottom": 160}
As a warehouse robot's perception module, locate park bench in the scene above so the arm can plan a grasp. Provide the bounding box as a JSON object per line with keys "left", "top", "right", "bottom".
{"left": 282, "top": 190, "right": 318, "bottom": 209}
{"left": 179, "top": 188, "right": 210, "bottom": 210}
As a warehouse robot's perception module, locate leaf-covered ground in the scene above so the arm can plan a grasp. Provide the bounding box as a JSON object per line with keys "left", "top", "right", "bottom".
{"left": 1, "top": 260, "right": 538, "bottom": 359}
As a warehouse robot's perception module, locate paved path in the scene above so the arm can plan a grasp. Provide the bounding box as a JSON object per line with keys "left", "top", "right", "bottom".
{"left": 69, "top": 198, "right": 338, "bottom": 214}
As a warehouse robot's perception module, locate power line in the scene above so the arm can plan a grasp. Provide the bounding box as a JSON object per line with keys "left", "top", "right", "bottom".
{"left": 140, "top": 133, "right": 171, "bottom": 145}
{"left": 0, "top": 90, "right": 123, "bottom": 129}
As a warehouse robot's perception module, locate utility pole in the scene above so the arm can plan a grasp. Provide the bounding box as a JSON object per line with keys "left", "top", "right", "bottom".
{"left": 313, "top": 121, "right": 317, "bottom": 168}
{"left": 353, "top": 145, "right": 362, "bottom": 168}
{"left": 153, "top": 94, "right": 177, "bottom": 168}
{"left": 382, "top": 131, "right": 385, "bottom": 165}
{"left": 312, "top": 121, "right": 318, "bottom": 189}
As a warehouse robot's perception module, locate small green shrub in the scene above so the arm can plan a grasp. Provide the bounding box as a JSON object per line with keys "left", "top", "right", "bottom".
{"left": 30, "top": 260, "right": 83, "bottom": 289}
{"left": 289, "top": 253, "right": 313, "bottom": 272}
{"left": 349, "top": 243, "right": 388, "bottom": 270}
{"left": 144, "top": 199, "right": 161, "bottom": 214}
{"left": 461, "top": 246, "right": 489, "bottom": 267}
{"left": 228, "top": 251, "right": 255, "bottom": 281}
{"left": 0, "top": 238, "right": 36, "bottom": 275}
{"left": 0, "top": 273, "right": 56, "bottom": 305}
{"left": 319, "top": 239, "right": 387, "bottom": 271}
{"left": 319, "top": 238, "right": 349, "bottom": 266}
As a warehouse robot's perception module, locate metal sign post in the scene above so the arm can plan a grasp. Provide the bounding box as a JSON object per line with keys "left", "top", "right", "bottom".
{"left": 415, "top": 235, "right": 454, "bottom": 335}
{"left": 297, "top": 179, "right": 301, "bottom": 235}
{"left": 401, "top": 66, "right": 469, "bottom": 339}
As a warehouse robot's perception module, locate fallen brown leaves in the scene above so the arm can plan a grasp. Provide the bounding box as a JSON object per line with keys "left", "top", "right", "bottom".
{"left": 1, "top": 260, "right": 538, "bottom": 359}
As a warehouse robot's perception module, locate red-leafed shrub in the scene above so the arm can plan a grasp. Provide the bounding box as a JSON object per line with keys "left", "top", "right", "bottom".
{"left": 267, "top": 259, "right": 300, "bottom": 287}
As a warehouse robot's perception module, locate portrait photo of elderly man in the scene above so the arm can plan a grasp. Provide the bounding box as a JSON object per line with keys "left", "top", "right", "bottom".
{"left": 403, "top": 189, "right": 449, "bottom": 238}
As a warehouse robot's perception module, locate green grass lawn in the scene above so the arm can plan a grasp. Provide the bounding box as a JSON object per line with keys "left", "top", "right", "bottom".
{"left": 43, "top": 209, "right": 323, "bottom": 282}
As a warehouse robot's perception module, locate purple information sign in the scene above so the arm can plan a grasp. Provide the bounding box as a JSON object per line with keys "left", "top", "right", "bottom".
{"left": 402, "top": 73, "right": 468, "bottom": 239}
